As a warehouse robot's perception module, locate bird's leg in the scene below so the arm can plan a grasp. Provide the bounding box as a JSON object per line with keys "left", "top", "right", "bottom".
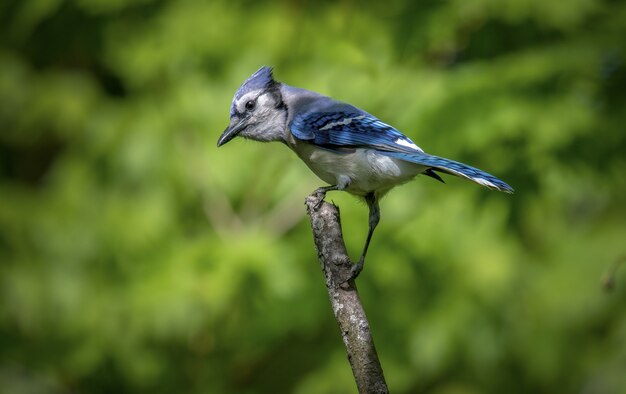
{"left": 313, "top": 185, "right": 338, "bottom": 209}
{"left": 351, "top": 193, "right": 380, "bottom": 279}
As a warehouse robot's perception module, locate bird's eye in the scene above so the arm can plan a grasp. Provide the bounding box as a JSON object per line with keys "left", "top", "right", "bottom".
{"left": 245, "top": 100, "right": 255, "bottom": 111}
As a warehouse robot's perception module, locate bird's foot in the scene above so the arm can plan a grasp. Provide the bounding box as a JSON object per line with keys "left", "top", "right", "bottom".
{"left": 313, "top": 187, "right": 328, "bottom": 210}
{"left": 349, "top": 259, "right": 364, "bottom": 281}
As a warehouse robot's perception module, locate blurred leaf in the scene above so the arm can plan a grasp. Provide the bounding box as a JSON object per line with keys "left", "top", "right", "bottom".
{"left": 1, "top": 0, "right": 625, "bottom": 393}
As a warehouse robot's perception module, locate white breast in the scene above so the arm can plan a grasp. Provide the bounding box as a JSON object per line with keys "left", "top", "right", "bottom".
{"left": 291, "top": 143, "right": 426, "bottom": 196}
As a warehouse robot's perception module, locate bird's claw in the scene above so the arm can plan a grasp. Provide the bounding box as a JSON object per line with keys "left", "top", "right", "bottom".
{"left": 313, "top": 188, "right": 327, "bottom": 210}
{"left": 349, "top": 260, "right": 364, "bottom": 281}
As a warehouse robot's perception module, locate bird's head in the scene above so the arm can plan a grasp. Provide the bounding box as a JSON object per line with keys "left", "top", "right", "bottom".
{"left": 217, "top": 66, "right": 287, "bottom": 147}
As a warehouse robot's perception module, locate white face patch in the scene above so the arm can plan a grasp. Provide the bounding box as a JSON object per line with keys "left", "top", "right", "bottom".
{"left": 236, "top": 92, "right": 257, "bottom": 113}
{"left": 236, "top": 91, "right": 275, "bottom": 114}
{"left": 319, "top": 115, "right": 366, "bottom": 131}
{"left": 257, "top": 92, "right": 274, "bottom": 107}
{"left": 395, "top": 138, "right": 421, "bottom": 151}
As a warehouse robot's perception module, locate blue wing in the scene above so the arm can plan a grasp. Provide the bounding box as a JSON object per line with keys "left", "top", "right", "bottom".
{"left": 290, "top": 111, "right": 423, "bottom": 153}
{"left": 290, "top": 111, "right": 513, "bottom": 193}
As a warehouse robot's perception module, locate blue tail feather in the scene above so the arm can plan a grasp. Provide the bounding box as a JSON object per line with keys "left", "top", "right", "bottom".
{"left": 380, "top": 151, "right": 514, "bottom": 193}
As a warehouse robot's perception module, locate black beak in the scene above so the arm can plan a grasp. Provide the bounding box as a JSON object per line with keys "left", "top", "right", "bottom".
{"left": 217, "top": 119, "right": 247, "bottom": 147}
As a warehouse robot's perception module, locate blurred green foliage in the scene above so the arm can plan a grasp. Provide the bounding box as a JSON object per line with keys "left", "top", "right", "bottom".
{"left": 1, "top": 0, "right": 625, "bottom": 393}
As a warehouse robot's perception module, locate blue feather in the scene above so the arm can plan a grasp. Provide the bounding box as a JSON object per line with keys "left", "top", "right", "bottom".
{"left": 230, "top": 66, "right": 277, "bottom": 116}
{"left": 380, "top": 151, "right": 514, "bottom": 193}
{"left": 290, "top": 111, "right": 513, "bottom": 193}
{"left": 291, "top": 111, "right": 422, "bottom": 153}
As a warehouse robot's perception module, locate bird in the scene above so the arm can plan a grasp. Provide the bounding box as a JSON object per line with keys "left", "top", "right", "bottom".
{"left": 217, "top": 66, "right": 513, "bottom": 279}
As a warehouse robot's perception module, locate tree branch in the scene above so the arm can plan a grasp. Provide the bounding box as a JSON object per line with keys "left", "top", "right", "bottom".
{"left": 305, "top": 191, "right": 389, "bottom": 394}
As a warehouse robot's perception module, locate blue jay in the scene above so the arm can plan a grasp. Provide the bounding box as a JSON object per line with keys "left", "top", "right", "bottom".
{"left": 218, "top": 67, "right": 513, "bottom": 278}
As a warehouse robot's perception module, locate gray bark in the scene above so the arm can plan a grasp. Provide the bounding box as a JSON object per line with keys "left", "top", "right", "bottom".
{"left": 305, "top": 191, "right": 389, "bottom": 394}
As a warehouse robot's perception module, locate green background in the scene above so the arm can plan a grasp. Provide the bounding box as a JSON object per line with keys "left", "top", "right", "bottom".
{"left": 1, "top": 0, "right": 625, "bottom": 393}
